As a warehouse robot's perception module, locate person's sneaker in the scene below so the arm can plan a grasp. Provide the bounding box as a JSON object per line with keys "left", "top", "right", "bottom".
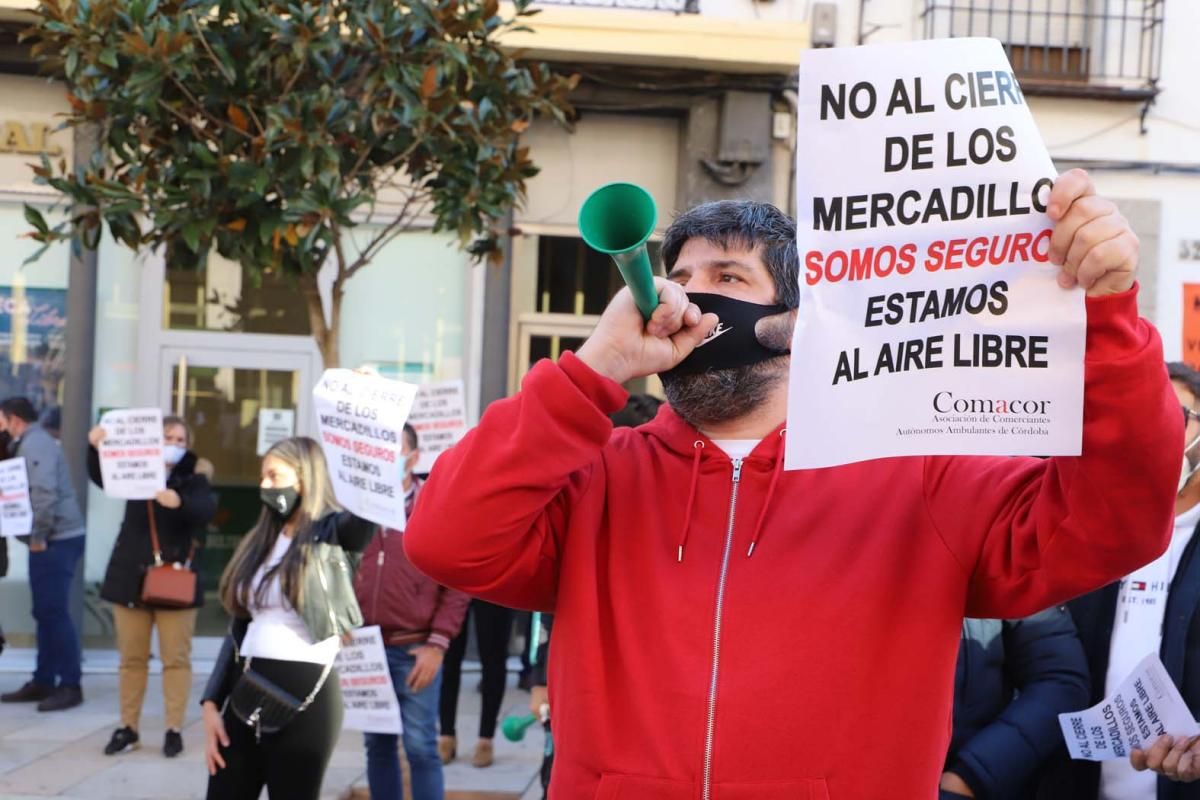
{"left": 438, "top": 735, "right": 457, "bottom": 765}
{"left": 1, "top": 681, "right": 52, "bottom": 703}
{"left": 163, "top": 729, "right": 183, "bottom": 758}
{"left": 103, "top": 727, "right": 140, "bottom": 755}
{"left": 36, "top": 685, "right": 82, "bottom": 712}
{"left": 472, "top": 738, "right": 494, "bottom": 768}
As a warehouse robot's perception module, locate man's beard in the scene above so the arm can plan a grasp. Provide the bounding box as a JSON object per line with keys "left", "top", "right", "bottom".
{"left": 661, "top": 356, "right": 788, "bottom": 430}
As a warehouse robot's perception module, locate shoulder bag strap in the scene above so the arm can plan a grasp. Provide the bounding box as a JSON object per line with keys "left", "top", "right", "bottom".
{"left": 146, "top": 500, "right": 163, "bottom": 567}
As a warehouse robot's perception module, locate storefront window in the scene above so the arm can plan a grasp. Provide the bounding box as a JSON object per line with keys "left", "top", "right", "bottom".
{"left": 0, "top": 203, "right": 69, "bottom": 421}
{"left": 164, "top": 251, "right": 311, "bottom": 335}
{"left": 535, "top": 235, "right": 662, "bottom": 316}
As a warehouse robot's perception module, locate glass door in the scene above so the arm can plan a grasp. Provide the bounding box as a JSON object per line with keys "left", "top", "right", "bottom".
{"left": 158, "top": 346, "right": 317, "bottom": 636}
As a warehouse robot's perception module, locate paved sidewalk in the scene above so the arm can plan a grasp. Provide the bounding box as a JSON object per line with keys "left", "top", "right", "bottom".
{"left": 0, "top": 650, "right": 544, "bottom": 800}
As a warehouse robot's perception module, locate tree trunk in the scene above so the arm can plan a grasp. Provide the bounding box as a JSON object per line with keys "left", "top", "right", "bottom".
{"left": 300, "top": 273, "right": 341, "bottom": 369}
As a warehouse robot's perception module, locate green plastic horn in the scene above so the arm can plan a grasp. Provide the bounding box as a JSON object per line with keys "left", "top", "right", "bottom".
{"left": 579, "top": 182, "right": 660, "bottom": 320}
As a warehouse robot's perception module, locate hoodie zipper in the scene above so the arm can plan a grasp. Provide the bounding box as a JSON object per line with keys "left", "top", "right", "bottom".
{"left": 703, "top": 457, "right": 742, "bottom": 800}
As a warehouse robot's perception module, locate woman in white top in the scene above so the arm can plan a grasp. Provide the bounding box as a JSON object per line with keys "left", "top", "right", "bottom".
{"left": 199, "top": 437, "right": 375, "bottom": 800}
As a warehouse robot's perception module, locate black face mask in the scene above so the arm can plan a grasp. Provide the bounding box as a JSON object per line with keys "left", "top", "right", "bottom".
{"left": 260, "top": 486, "right": 301, "bottom": 519}
{"left": 661, "top": 293, "right": 790, "bottom": 378}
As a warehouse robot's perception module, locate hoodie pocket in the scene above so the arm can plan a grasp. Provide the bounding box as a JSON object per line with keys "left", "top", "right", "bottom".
{"left": 593, "top": 774, "right": 693, "bottom": 800}
{"left": 716, "top": 779, "right": 830, "bottom": 800}
{"left": 592, "top": 775, "right": 830, "bottom": 800}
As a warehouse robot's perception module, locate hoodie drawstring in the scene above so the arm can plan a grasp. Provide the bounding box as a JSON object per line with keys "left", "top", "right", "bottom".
{"left": 746, "top": 430, "right": 786, "bottom": 558}
{"left": 677, "top": 441, "right": 705, "bottom": 563}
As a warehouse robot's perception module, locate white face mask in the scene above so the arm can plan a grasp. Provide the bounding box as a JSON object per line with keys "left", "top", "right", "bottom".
{"left": 164, "top": 444, "right": 187, "bottom": 467}
{"left": 1181, "top": 432, "right": 1200, "bottom": 494}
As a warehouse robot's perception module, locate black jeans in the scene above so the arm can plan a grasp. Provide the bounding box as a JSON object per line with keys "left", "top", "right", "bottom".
{"left": 206, "top": 657, "right": 342, "bottom": 800}
{"left": 439, "top": 600, "right": 513, "bottom": 739}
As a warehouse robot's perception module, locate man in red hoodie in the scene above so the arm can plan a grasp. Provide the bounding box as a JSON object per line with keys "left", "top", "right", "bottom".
{"left": 405, "top": 169, "right": 1181, "bottom": 800}
{"left": 355, "top": 423, "right": 470, "bottom": 800}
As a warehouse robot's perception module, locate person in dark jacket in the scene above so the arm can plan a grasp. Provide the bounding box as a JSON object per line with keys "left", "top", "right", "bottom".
{"left": 87, "top": 416, "right": 216, "bottom": 759}
{"left": 1044, "top": 362, "right": 1200, "bottom": 798}
{"left": 941, "top": 607, "right": 1089, "bottom": 799}
{"left": 354, "top": 422, "right": 469, "bottom": 800}
{"left": 0, "top": 396, "right": 87, "bottom": 712}
{"left": 200, "top": 436, "right": 373, "bottom": 800}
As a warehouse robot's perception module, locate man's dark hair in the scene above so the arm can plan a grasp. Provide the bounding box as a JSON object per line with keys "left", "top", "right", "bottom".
{"left": 661, "top": 200, "right": 799, "bottom": 310}
{"left": 403, "top": 423, "right": 419, "bottom": 452}
{"left": 1168, "top": 362, "right": 1200, "bottom": 399}
{"left": 0, "top": 397, "right": 38, "bottom": 423}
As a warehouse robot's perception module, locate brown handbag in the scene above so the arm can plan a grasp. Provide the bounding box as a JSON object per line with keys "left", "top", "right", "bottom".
{"left": 140, "top": 500, "right": 197, "bottom": 608}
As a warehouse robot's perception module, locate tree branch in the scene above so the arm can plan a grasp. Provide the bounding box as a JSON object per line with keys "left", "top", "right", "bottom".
{"left": 344, "top": 191, "right": 431, "bottom": 279}
{"left": 187, "top": 11, "right": 235, "bottom": 85}
{"left": 155, "top": 99, "right": 221, "bottom": 144}
{"left": 167, "top": 75, "right": 253, "bottom": 140}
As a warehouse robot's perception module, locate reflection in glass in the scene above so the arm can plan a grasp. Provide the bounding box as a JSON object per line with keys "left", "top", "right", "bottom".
{"left": 165, "top": 252, "right": 311, "bottom": 335}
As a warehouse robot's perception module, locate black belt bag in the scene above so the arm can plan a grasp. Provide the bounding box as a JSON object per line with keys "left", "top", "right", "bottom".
{"left": 228, "top": 656, "right": 334, "bottom": 743}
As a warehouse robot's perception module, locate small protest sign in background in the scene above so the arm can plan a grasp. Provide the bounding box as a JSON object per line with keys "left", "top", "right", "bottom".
{"left": 1182, "top": 284, "right": 1200, "bottom": 371}
{"left": 336, "top": 626, "right": 402, "bottom": 735}
{"left": 408, "top": 380, "right": 468, "bottom": 475}
{"left": 0, "top": 457, "right": 32, "bottom": 538}
{"left": 313, "top": 370, "right": 418, "bottom": 530}
{"left": 787, "top": 38, "right": 1085, "bottom": 469}
{"left": 98, "top": 408, "right": 165, "bottom": 500}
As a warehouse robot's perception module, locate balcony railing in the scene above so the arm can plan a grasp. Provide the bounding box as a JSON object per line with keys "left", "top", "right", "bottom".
{"left": 530, "top": 0, "right": 699, "bottom": 12}
{"left": 920, "top": 1, "right": 1165, "bottom": 100}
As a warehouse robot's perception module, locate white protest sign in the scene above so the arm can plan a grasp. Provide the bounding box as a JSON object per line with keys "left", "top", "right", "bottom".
{"left": 787, "top": 38, "right": 1085, "bottom": 469}
{"left": 408, "top": 380, "right": 468, "bottom": 475}
{"left": 256, "top": 408, "right": 296, "bottom": 456}
{"left": 313, "top": 369, "right": 418, "bottom": 530}
{"left": 1060, "top": 654, "right": 1198, "bottom": 761}
{"left": 336, "top": 626, "right": 402, "bottom": 735}
{"left": 0, "top": 458, "right": 32, "bottom": 538}
{"left": 98, "top": 408, "right": 165, "bottom": 500}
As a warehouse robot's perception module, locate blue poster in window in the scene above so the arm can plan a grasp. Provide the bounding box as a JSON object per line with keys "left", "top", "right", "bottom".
{"left": 0, "top": 287, "right": 67, "bottom": 415}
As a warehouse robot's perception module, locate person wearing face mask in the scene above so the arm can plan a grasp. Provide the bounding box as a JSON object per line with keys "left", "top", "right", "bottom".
{"left": 1038, "top": 362, "right": 1200, "bottom": 800}
{"left": 0, "top": 397, "right": 86, "bottom": 713}
{"left": 403, "top": 170, "right": 1183, "bottom": 800}
{"left": 351, "top": 422, "right": 469, "bottom": 800}
{"left": 200, "top": 436, "right": 374, "bottom": 800}
{"left": 86, "top": 416, "right": 216, "bottom": 758}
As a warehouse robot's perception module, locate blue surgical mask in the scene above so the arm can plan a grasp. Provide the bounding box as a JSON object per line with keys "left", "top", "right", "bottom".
{"left": 164, "top": 445, "right": 187, "bottom": 466}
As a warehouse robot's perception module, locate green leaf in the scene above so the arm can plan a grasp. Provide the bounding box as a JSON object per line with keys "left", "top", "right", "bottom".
{"left": 23, "top": 204, "right": 49, "bottom": 235}
{"left": 181, "top": 221, "right": 202, "bottom": 253}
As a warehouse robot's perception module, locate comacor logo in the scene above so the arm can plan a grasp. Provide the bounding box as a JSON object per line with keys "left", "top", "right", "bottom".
{"left": 933, "top": 392, "right": 1051, "bottom": 416}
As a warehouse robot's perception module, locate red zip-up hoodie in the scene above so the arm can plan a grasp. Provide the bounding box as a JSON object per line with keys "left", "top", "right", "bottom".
{"left": 405, "top": 288, "right": 1179, "bottom": 800}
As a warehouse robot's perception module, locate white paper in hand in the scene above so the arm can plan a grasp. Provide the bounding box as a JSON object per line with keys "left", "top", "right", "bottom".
{"left": 336, "top": 626, "right": 402, "bottom": 735}
{"left": 97, "top": 408, "right": 165, "bottom": 500}
{"left": 1059, "top": 653, "right": 1199, "bottom": 761}
{"left": 787, "top": 38, "right": 1085, "bottom": 469}
{"left": 0, "top": 458, "right": 32, "bottom": 538}
{"left": 312, "top": 370, "right": 418, "bottom": 530}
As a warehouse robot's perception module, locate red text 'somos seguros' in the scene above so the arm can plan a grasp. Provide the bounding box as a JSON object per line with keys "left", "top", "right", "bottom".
{"left": 804, "top": 230, "right": 1052, "bottom": 286}
{"left": 321, "top": 432, "right": 396, "bottom": 463}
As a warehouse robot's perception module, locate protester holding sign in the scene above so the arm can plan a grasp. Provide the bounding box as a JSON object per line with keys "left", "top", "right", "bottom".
{"left": 199, "top": 436, "right": 373, "bottom": 800}
{"left": 0, "top": 397, "right": 87, "bottom": 714}
{"left": 1039, "top": 362, "right": 1200, "bottom": 799}
{"left": 404, "top": 157, "right": 1180, "bottom": 798}
{"left": 354, "top": 422, "right": 469, "bottom": 800}
{"left": 87, "top": 417, "right": 216, "bottom": 760}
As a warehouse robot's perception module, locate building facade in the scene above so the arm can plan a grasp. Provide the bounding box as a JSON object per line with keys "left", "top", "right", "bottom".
{"left": 0, "top": 0, "right": 807, "bottom": 648}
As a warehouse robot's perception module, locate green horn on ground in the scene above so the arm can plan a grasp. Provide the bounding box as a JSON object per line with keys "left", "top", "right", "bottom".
{"left": 579, "top": 182, "right": 660, "bottom": 320}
